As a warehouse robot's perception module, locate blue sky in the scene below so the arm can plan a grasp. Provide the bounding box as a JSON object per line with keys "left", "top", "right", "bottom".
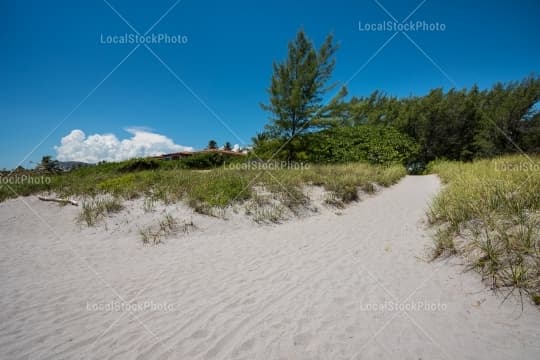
{"left": 1, "top": 0, "right": 539, "bottom": 168}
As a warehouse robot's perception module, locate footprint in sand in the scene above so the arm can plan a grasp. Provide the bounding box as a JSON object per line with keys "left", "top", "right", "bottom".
{"left": 293, "top": 332, "right": 312, "bottom": 346}
{"left": 190, "top": 329, "right": 208, "bottom": 339}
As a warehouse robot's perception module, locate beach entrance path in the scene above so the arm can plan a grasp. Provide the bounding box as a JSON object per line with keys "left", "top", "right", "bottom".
{"left": 1, "top": 175, "right": 539, "bottom": 359}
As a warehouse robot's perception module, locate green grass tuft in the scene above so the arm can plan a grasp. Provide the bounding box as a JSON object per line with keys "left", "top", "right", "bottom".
{"left": 428, "top": 155, "right": 540, "bottom": 305}
{"left": 77, "top": 197, "right": 124, "bottom": 226}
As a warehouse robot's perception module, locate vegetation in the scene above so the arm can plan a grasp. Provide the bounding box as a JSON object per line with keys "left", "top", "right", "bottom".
{"left": 77, "top": 196, "right": 124, "bottom": 226}
{"left": 0, "top": 158, "right": 406, "bottom": 220}
{"left": 325, "top": 77, "right": 540, "bottom": 163}
{"left": 256, "top": 77, "right": 540, "bottom": 164}
{"left": 305, "top": 125, "right": 419, "bottom": 165}
{"left": 139, "top": 214, "right": 195, "bottom": 246}
{"left": 244, "top": 194, "right": 287, "bottom": 224}
{"left": 260, "top": 29, "right": 346, "bottom": 160}
{"left": 180, "top": 152, "right": 240, "bottom": 169}
{"left": 2, "top": 29, "right": 539, "bottom": 304}
{"left": 252, "top": 29, "right": 540, "bottom": 305}
{"left": 428, "top": 156, "right": 540, "bottom": 305}
{"left": 118, "top": 158, "right": 160, "bottom": 173}
{"left": 256, "top": 30, "right": 539, "bottom": 167}
{"left": 38, "top": 155, "right": 60, "bottom": 173}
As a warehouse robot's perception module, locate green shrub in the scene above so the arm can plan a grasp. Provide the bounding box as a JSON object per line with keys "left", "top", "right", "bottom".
{"left": 306, "top": 125, "right": 419, "bottom": 165}
{"left": 179, "top": 152, "right": 243, "bottom": 169}
{"left": 118, "top": 158, "right": 160, "bottom": 173}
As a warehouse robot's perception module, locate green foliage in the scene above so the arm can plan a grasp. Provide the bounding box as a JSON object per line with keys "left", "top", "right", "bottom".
{"left": 38, "top": 155, "right": 60, "bottom": 173}
{"left": 521, "top": 112, "right": 540, "bottom": 153}
{"left": 179, "top": 152, "right": 230, "bottom": 169}
{"left": 0, "top": 173, "right": 53, "bottom": 202}
{"left": 251, "top": 135, "right": 292, "bottom": 161}
{"left": 257, "top": 32, "right": 538, "bottom": 164}
{"left": 207, "top": 140, "right": 218, "bottom": 150}
{"left": 338, "top": 75, "right": 540, "bottom": 162}
{"left": 306, "top": 125, "right": 419, "bottom": 165}
{"left": 261, "top": 29, "right": 346, "bottom": 159}
{"left": 118, "top": 158, "right": 160, "bottom": 173}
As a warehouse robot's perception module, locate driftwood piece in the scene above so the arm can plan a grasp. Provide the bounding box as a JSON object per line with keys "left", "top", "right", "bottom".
{"left": 38, "top": 196, "right": 79, "bottom": 206}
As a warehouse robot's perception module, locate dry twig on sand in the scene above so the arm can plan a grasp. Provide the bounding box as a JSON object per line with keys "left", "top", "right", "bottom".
{"left": 38, "top": 196, "right": 79, "bottom": 206}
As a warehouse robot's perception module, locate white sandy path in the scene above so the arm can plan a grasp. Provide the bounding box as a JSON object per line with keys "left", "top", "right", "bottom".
{"left": 0, "top": 175, "right": 539, "bottom": 360}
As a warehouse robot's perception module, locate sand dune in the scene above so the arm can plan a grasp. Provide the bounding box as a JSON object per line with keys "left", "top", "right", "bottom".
{"left": 1, "top": 175, "right": 539, "bottom": 359}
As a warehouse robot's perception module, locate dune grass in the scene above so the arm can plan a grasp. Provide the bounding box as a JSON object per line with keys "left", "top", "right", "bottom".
{"left": 0, "top": 160, "right": 406, "bottom": 216}
{"left": 139, "top": 214, "right": 195, "bottom": 246}
{"left": 427, "top": 155, "right": 540, "bottom": 305}
{"left": 77, "top": 196, "right": 124, "bottom": 226}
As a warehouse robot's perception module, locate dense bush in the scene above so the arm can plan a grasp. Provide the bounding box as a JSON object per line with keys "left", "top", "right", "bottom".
{"left": 118, "top": 158, "right": 160, "bottom": 173}
{"left": 257, "top": 75, "right": 540, "bottom": 163}
{"left": 305, "top": 125, "right": 419, "bottom": 165}
{"left": 179, "top": 152, "right": 243, "bottom": 169}
{"left": 338, "top": 76, "right": 540, "bottom": 162}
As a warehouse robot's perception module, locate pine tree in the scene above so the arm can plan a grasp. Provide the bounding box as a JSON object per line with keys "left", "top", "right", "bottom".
{"left": 261, "top": 30, "right": 344, "bottom": 160}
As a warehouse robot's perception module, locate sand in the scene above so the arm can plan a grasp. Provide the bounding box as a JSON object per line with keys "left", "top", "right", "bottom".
{"left": 1, "top": 175, "right": 539, "bottom": 359}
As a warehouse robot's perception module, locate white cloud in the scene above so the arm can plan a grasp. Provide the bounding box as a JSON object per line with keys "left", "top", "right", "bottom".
{"left": 55, "top": 128, "right": 194, "bottom": 163}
